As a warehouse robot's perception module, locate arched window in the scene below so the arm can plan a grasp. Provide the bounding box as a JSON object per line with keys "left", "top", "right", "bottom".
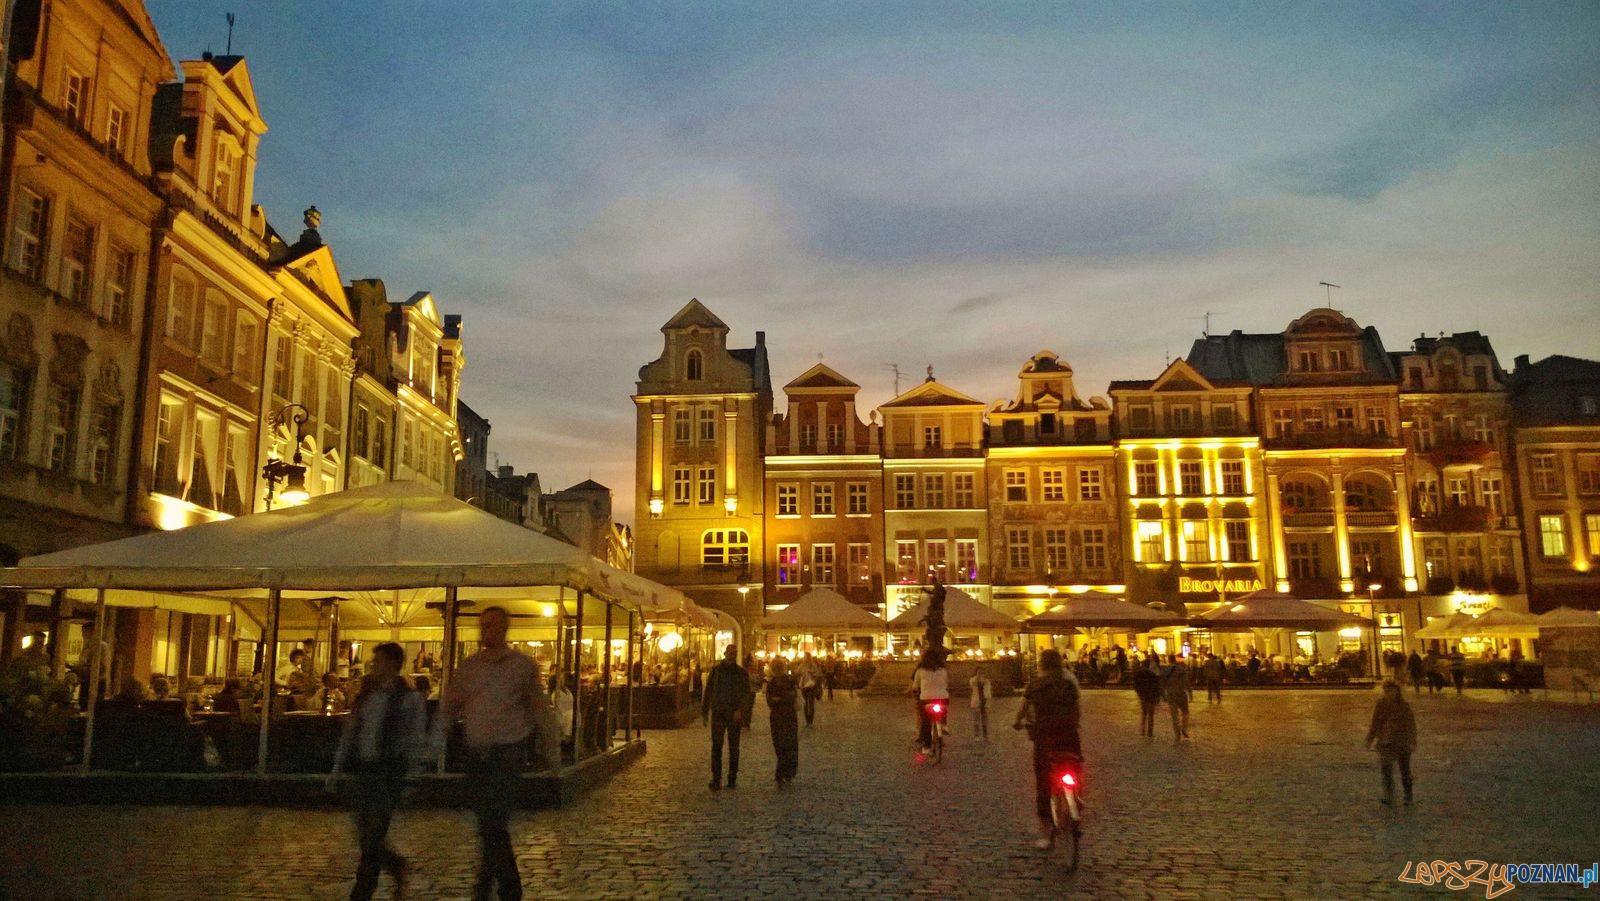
{"left": 701, "top": 529, "right": 749, "bottom": 567}
{"left": 685, "top": 349, "right": 703, "bottom": 381}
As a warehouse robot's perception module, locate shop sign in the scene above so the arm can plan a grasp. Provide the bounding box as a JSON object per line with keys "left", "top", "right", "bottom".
{"left": 1179, "top": 577, "right": 1264, "bottom": 595}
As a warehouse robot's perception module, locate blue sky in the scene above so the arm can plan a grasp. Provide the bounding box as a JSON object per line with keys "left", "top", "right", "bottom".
{"left": 148, "top": 2, "right": 1600, "bottom": 518}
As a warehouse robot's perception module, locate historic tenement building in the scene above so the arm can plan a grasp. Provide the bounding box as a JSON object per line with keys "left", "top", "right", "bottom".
{"left": 763, "top": 364, "right": 883, "bottom": 612}
{"left": 987, "top": 351, "right": 1118, "bottom": 621}
{"left": 632, "top": 300, "right": 771, "bottom": 625}
{"left": 1508, "top": 354, "right": 1600, "bottom": 609}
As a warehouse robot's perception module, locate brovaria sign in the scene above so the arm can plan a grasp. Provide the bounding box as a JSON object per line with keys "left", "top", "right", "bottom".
{"left": 1179, "top": 577, "right": 1265, "bottom": 595}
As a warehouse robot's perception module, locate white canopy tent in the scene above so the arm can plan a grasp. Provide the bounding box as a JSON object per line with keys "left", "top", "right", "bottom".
{"left": 762, "top": 588, "right": 886, "bottom": 633}
{"left": 889, "top": 587, "right": 1018, "bottom": 633}
{"left": 2, "top": 481, "right": 674, "bottom": 772}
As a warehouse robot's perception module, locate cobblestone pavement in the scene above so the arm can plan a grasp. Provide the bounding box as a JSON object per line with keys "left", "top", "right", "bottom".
{"left": 2, "top": 687, "right": 1597, "bottom": 900}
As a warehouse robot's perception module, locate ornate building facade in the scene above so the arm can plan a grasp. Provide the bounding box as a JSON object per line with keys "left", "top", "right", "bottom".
{"left": 1509, "top": 355, "right": 1600, "bottom": 609}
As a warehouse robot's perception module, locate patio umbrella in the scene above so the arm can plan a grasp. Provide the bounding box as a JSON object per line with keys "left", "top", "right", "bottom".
{"left": 1021, "top": 596, "right": 1181, "bottom": 633}
{"left": 1462, "top": 607, "right": 1541, "bottom": 639}
{"left": 1414, "top": 612, "right": 1477, "bottom": 640}
{"left": 1536, "top": 607, "right": 1600, "bottom": 628}
{"left": 889, "top": 587, "right": 1017, "bottom": 632}
{"left": 1195, "top": 589, "right": 1370, "bottom": 631}
{"left": 761, "top": 588, "right": 884, "bottom": 632}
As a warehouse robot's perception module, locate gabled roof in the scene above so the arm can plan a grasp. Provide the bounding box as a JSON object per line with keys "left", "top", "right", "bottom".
{"left": 879, "top": 378, "right": 985, "bottom": 409}
{"left": 562, "top": 479, "right": 610, "bottom": 493}
{"left": 278, "top": 244, "right": 355, "bottom": 325}
{"left": 661, "top": 298, "right": 727, "bottom": 332}
{"left": 784, "top": 363, "right": 860, "bottom": 392}
{"left": 113, "top": 0, "right": 176, "bottom": 78}
{"left": 1020, "top": 350, "right": 1071, "bottom": 375}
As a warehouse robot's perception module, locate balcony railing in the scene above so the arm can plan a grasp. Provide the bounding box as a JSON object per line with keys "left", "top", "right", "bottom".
{"left": 1411, "top": 505, "right": 1517, "bottom": 534}
{"left": 1345, "top": 510, "right": 1397, "bottom": 528}
{"left": 1281, "top": 510, "right": 1334, "bottom": 528}
{"left": 888, "top": 444, "right": 984, "bottom": 459}
{"left": 1265, "top": 429, "right": 1402, "bottom": 451}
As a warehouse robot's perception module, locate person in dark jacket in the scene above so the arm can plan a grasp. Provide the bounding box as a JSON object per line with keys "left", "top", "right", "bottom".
{"left": 1132, "top": 655, "right": 1162, "bottom": 737}
{"left": 702, "top": 646, "right": 750, "bottom": 791}
{"left": 1448, "top": 646, "right": 1467, "bottom": 695}
{"left": 766, "top": 659, "right": 800, "bottom": 785}
{"left": 1406, "top": 651, "right": 1424, "bottom": 695}
{"left": 1365, "top": 682, "right": 1417, "bottom": 805}
{"left": 1013, "top": 649, "right": 1081, "bottom": 849}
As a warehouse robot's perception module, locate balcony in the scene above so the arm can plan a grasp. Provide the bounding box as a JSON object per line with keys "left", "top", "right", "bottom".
{"left": 1345, "top": 510, "right": 1397, "bottom": 528}
{"left": 889, "top": 444, "right": 983, "bottom": 459}
{"left": 1265, "top": 428, "right": 1401, "bottom": 451}
{"left": 1411, "top": 504, "right": 1508, "bottom": 534}
{"left": 1427, "top": 438, "right": 1496, "bottom": 469}
{"left": 1281, "top": 510, "right": 1334, "bottom": 528}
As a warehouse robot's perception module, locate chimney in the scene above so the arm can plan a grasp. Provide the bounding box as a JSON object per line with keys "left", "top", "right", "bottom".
{"left": 498, "top": 465, "right": 514, "bottom": 478}
{"left": 755, "top": 330, "right": 766, "bottom": 348}
{"left": 1514, "top": 354, "right": 1529, "bottom": 372}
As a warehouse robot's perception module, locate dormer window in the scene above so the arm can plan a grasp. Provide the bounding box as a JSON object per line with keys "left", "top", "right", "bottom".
{"left": 1328, "top": 348, "right": 1351, "bottom": 371}
{"left": 63, "top": 71, "right": 91, "bottom": 126}
{"left": 685, "top": 349, "right": 703, "bottom": 381}
{"left": 212, "top": 136, "right": 241, "bottom": 215}
{"left": 1296, "top": 351, "right": 1321, "bottom": 373}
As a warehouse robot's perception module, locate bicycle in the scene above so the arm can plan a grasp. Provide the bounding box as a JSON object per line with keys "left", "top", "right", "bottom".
{"left": 1045, "top": 750, "right": 1083, "bottom": 869}
{"left": 916, "top": 698, "right": 948, "bottom": 765}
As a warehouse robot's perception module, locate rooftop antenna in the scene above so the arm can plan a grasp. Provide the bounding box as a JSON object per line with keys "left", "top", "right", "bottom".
{"left": 225, "top": 13, "right": 235, "bottom": 55}
{"left": 1318, "top": 281, "right": 1341, "bottom": 306}
{"left": 886, "top": 363, "right": 902, "bottom": 396}
{"left": 1196, "top": 311, "right": 1226, "bottom": 337}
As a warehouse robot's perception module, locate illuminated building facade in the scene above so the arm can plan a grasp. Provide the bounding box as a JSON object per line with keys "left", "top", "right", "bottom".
{"left": 1509, "top": 354, "right": 1600, "bottom": 609}
{"left": 633, "top": 300, "right": 770, "bottom": 626}
{"left": 987, "top": 351, "right": 1119, "bottom": 621}
{"left": 763, "top": 364, "right": 883, "bottom": 612}
{"left": 878, "top": 372, "right": 989, "bottom": 617}
{"left": 1108, "top": 358, "right": 1269, "bottom": 614}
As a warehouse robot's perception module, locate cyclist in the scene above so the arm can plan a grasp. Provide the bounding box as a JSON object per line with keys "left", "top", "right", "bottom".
{"left": 909, "top": 647, "right": 950, "bottom": 752}
{"left": 1013, "top": 648, "right": 1082, "bottom": 849}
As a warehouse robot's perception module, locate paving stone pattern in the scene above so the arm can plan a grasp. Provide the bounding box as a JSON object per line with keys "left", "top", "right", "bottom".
{"left": 1, "top": 688, "right": 1597, "bottom": 899}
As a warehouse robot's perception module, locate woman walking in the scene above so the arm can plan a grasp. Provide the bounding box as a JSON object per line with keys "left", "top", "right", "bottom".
{"left": 1162, "top": 654, "right": 1191, "bottom": 741}
{"left": 766, "top": 659, "right": 800, "bottom": 785}
{"left": 1365, "top": 682, "right": 1417, "bottom": 805}
{"left": 1132, "top": 654, "right": 1162, "bottom": 738}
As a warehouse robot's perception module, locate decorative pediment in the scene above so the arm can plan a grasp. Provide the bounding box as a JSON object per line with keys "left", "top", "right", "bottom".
{"left": 1149, "top": 358, "right": 1216, "bottom": 392}
{"left": 784, "top": 363, "right": 859, "bottom": 393}
{"left": 401, "top": 291, "right": 443, "bottom": 329}
{"left": 1285, "top": 307, "right": 1362, "bottom": 338}
{"left": 879, "top": 378, "right": 984, "bottom": 409}
{"left": 662, "top": 298, "right": 728, "bottom": 333}
{"left": 282, "top": 245, "right": 355, "bottom": 324}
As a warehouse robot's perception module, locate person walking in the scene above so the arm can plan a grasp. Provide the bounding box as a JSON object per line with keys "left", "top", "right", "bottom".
{"left": 436, "top": 606, "right": 560, "bottom": 901}
{"left": 1406, "top": 650, "right": 1424, "bottom": 695}
{"left": 969, "top": 667, "right": 992, "bottom": 739}
{"left": 740, "top": 653, "right": 761, "bottom": 731}
{"left": 330, "top": 642, "right": 426, "bottom": 901}
{"left": 1448, "top": 646, "right": 1466, "bottom": 695}
{"left": 766, "top": 659, "right": 800, "bottom": 786}
{"left": 703, "top": 645, "right": 750, "bottom": 790}
{"left": 1113, "top": 646, "right": 1128, "bottom": 682}
{"left": 799, "top": 653, "right": 823, "bottom": 727}
{"left": 1365, "top": 682, "right": 1417, "bottom": 805}
{"left": 1162, "top": 654, "right": 1191, "bottom": 741}
{"left": 1202, "top": 652, "right": 1224, "bottom": 704}
{"left": 1132, "top": 654, "right": 1161, "bottom": 738}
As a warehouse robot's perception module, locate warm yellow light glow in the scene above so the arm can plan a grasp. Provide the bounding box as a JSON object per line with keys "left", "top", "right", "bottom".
{"left": 1338, "top": 626, "right": 1363, "bottom": 639}
{"left": 1276, "top": 578, "right": 1290, "bottom": 592}
{"left": 1104, "top": 584, "right": 1126, "bottom": 594}
{"left": 648, "top": 497, "right": 664, "bottom": 516}
{"left": 657, "top": 631, "right": 683, "bottom": 652}
{"left": 1576, "top": 558, "right": 1592, "bottom": 573}
{"left": 1024, "top": 585, "right": 1052, "bottom": 595}
{"left": 156, "top": 496, "right": 190, "bottom": 531}
{"left": 1067, "top": 585, "right": 1092, "bottom": 594}
{"left": 724, "top": 496, "right": 738, "bottom": 514}
{"left": 541, "top": 604, "right": 558, "bottom": 618}
{"left": 1403, "top": 577, "right": 1419, "bottom": 592}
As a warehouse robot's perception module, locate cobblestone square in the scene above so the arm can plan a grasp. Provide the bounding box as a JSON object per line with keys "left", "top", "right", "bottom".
{"left": 1, "top": 688, "right": 1597, "bottom": 899}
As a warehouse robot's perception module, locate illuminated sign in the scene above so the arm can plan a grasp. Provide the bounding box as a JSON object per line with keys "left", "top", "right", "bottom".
{"left": 1179, "top": 577, "right": 1264, "bottom": 595}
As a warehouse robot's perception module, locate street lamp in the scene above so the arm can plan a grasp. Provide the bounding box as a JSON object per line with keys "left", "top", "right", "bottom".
{"left": 263, "top": 403, "right": 311, "bottom": 509}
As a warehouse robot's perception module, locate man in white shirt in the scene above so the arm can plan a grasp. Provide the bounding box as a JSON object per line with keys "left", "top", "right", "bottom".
{"left": 438, "top": 606, "right": 559, "bottom": 901}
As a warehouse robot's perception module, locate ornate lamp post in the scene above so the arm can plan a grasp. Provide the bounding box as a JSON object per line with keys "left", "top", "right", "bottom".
{"left": 262, "top": 403, "right": 311, "bottom": 510}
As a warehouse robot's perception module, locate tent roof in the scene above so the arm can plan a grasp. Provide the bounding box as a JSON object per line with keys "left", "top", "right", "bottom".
{"left": 1195, "top": 590, "right": 1370, "bottom": 631}
{"left": 1021, "top": 596, "right": 1181, "bottom": 633}
{"left": 762, "top": 588, "right": 884, "bottom": 631}
{"left": 1537, "top": 606, "right": 1600, "bottom": 628}
{"left": 889, "top": 587, "right": 1017, "bottom": 631}
{"left": 1459, "top": 606, "right": 1541, "bottom": 637}
{"left": 1, "top": 481, "right": 665, "bottom": 609}
{"left": 1414, "top": 612, "right": 1478, "bottom": 640}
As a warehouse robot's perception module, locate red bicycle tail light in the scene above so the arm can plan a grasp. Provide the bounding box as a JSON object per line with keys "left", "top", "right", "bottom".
{"left": 1060, "top": 773, "right": 1077, "bottom": 787}
{"left": 930, "top": 703, "right": 943, "bottom": 715}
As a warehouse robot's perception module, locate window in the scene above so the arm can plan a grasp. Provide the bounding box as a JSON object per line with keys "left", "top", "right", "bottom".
{"left": 894, "top": 473, "right": 916, "bottom": 508}
{"left": 1414, "top": 413, "right": 1434, "bottom": 451}
{"left": 1179, "top": 461, "right": 1203, "bottom": 496}
{"left": 1422, "top": 540, "right": 1447, "bottom": 579}
{"left": 1221, "top": 460, "right": 1245, "bottom": 495}
{"left": 299, "top": 356, "right": 320, "bottom": 418}
{"left": 1128, "top": 406, "right": 1153, "bottom": 432}
{"left": 1582, "top": 396, "right": 1599, "bottom": 417}
{"left": 1586, "top": 514, "right": 1600, "bottom": 558}
{"left": 1183, "top": 521, "right": 1209, "bottom": 562}
{"left": 671, "top": 466, "right": 691, "bottom": 505}
{"left": 1039, "top": 413, "right": 1056, "bottom": 435}
{"left": 672, "top": 408, "right": 691, "bottom": 444}
{"left": 924, "top": 541, "right": 947, "bottom": 581}
{"left": 848, "top": 543, "right": 872, "bottom": 585}
{"left": 1296, "top": 350, "right": 1321, "bottom": 373}
{"left": 63, "top": 71, "right": 90, "bottom": 125}
{"left": 352, "top": 404, "right": 370, "bottom": 461}
{"left": 1473, "top": 415, "right": 1496, "bottom": 445}
{"left": 1134, "top": 461, "right": 1159, "bottom": 496}
{"left": 371, "top": 415, "right": 388, "bottom": 468}
{"left": 88, "top": 402, "right": 117, "bottom": 484}
{"left": 1271, "top": 409, "right": 1294, "bottom": 439}
{"left": 953, "top": 473, "right": 975, "bottom": 507}
{"left": 1530, "top": 455, "right": 1562, "bottom": 496}
{"left": 1576, "top": 455, "right": 1600, "bottom": 495}
{"left": 1446, "top": 477, "right": 1469, "bottom": 509}
{"left": 186, "top": 412, "right": 218, "bottom": 509}
{"left": 777, "top": 483, "right": 798, "bottom": 516}
{"left": 923, "top": 473, "right": 946, "bottom": 508}
{"left": 106, "top": 106, "right": 128, "bottom": 156}
{"left": 697, "top": 466, "right": 716, "bottom": 505}
{"left": 44, "top": 383, "right": 77, "bottom": 472}
{"left": 1137, "top": 521, "right": 1165, "bottom": 562}
{"left": 1480, "top": 476, "right": 1504, "bottom": 515}
{"left": 1408, "top": 367, "right": 1425, "bottom": 390}
{"left": 1453, "top": 540, "right": 1481, "bottom": 580}
{"left": 698, "top": 408, "right": 716, "bottom": 443}
{"left": 923, "top": 425, "right": 942, "bottom": 449}
{"left": 1213, "top": 405, "right": 1235, "bottom": 431}
{"left": 1366, "top": 407, "right": 1387, "bottom": 436}
{"left": 1007, "top": 527, "right": 1032, "bottom": 571}
{"left": 0, "top": 364, "right": 29, "bottom": 459}
{"left": 685, "top": 350, "right": 703, "bottom": 381}
{"left": 1538, "top": 516, "right": 1567, "bottom": 559}
{"left": 1302, "top": 408, "right": 1324, "bottom": 432}
{"left": 1352, "top": 540, "right": 1386, "bottom": 579}
{"left": 799, "top": 424, "right": 816, "bottom": 449}
{"left": 1333, "top": 406, "right": 1356, "bottom": 431}
{"left": 220, "top": 428, "right": 248, "bottom": 515}
{"left": 198, "top": 296, "right": 227, "bottom": 365}
{"left": 1043, "top": 528, "right": 1070, "bottom": 573}
{"left": 811, "top": 544, "right": 836, "bottom": 585}
{"left": 62, "top": 217, "right": 93, "bottom": 306}
{"left": 1169, "top": 405, "right": 1194, "bottom": 430}
{"left": 825, "top": 422, "right": 844, "bottom": 450}
{"left": 233, "top": 314, "right": 261, "bottom": 383}
{"left": 896, "top": 541, "right": 919, "bottom": 583}
{"left": 1078, "top": 467, "right": 1103, "bottom": 501}
{"left": 1082, "top": 528, "right": 1107, "bottom": 571}
{"left": 1225, "top": 521, "right": 1250, "bottom": 561}
{"left": 166, "top": 274, "right": 196, "bottom": 345}
{"left": 1041, "top": 469, "right": 1065, "bottom": 502}
{"left": 211, "top": 141, "right": 237, "bottom": 213}
{"left": 955, "top": 540, "right": 979, "bottom": 582}
{"left": 272, "top": 334, "right": 292, "bottom": 400}
{"left": 105, "top": 247, "right": 134, "bottom": 326}
{"left": 1329, "top": 349, "right": 1351, "bottom": 371}
{"left": 10, "top": 189, "right": 50, "bottom": 279}
{"left": 1288, "top": 541, "right": 1323, "bottom": 580}
{"left": 776, "top": 544, "right": 800, "bottom": 585}
{"left": 701, "top": 529, "right": 749, "bottom": 567}
{"left": 1489, "top": 539, "right": 1515, "bottom": 578}
{"left": 1004, "top": 469, "right": 1028, "bottom": 502}
{"left": 846, "top": 482, "right": 869, "bottom": 515}
{"left": 812, "top": 482, "right": 835, "bottom": 516}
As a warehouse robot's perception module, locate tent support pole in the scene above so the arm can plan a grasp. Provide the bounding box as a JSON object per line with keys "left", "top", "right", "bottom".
{"left": 626, "top": 610, "right": 636, "bottom": 741}
{"left": 602, "top": 601, "right": 613, "bottom": 747}
{"left": 80, "top": 588, "right": 107, "bottom": 771}
{"left": 257, "top": 587, "right": 282, "bottom": 775}
{"left": 571, "top": 590, "right": 584, "bottom": 759}
{"left": 438, "top": 586, "right": 459, "bottom": 775}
